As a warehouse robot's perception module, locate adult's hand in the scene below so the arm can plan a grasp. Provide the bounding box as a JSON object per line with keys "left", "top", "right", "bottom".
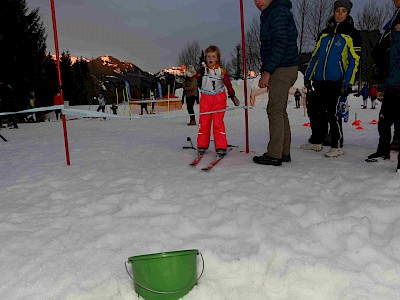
{"left": 258, "top": 71, "right": 270, "bottom": 89}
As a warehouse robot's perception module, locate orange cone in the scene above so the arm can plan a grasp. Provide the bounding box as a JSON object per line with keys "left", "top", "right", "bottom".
{"left": 369, "top": 119, "right": 378, "bottom": 124}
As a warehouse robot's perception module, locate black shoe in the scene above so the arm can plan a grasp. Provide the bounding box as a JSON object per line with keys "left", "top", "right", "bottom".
{"left": 282, "top": 155, "right": 291, "bottom": 162}
{"left": 391, "top": 139, "right": 400, "bottom": 151}
{"left": 216, "top": 148, "right": 227, "bottom": 157}
{"left": 253, "top": 154, "right": 282, "bottom": 166}
{"left": 365, "top": 152, "right": 390, "bottom": 162}
{"left": 197, "top": 147, "right": 206, "bottom": 156}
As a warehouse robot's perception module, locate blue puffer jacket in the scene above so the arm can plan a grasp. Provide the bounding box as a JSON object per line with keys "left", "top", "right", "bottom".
{"left": 386, "top": 31, "right": 400, "bottom": 89}
{"left": 259, "top": 0, "right": 299, "bottom": 74}
{"left": 304, "top": 16, "right": 361, "bottom": 87}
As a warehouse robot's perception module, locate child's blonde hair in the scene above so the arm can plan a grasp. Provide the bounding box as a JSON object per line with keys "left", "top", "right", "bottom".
{"left": 205, "top": 45, "right": 221, "bottom": 62}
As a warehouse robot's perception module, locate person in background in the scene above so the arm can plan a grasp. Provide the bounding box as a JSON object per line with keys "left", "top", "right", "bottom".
{"left": 53, "top": 92, "right": 63, "bottom": 120}
{"left": 0, "top": 82, "right": 18, "bottom": 129}
{"left": 252, "top": 0, "right": 299, "bottom": 166}
{"left": 96, "top": 93, "right": 106, "bottom": 119}
{"left": 181, "top": 89, "right": 186, "bottom": 105}
{"left": 366, "top": 0, "right": 400, "bottom": 165}
{"left": 25, "top": 91, "right": 37, "bottom": 123}
{"left": 182, "top": 65, "right": 198, "bottom": 126}
{"left": 196, "top": 45, "right": 240, "bottom": 157}
{"left": 360, "top": 84, "right": 369, "bottom": 109}
{"left": 369, "top": 84, "right": 378, "bottom": 109}
{"left": 140, "top": 93, "right": 149, "bottom": 115}
{"left": 294, "top": 88, "right": 302, "bottom": 108}
{"left": 110, "top": 103, "right": 118, "bottom": 115}
{"left": 301, "top": 0, "right": 360, "bottom": 157}
{"left": 150, "top": 91, "right": 156, "bottom": 114}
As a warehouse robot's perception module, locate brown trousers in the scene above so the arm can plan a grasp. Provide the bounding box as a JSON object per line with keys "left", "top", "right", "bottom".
{"left": 266, "top": 65, "right": 298, "bottom": 158}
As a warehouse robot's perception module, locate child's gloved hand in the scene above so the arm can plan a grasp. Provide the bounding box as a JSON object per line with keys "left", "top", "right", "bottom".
{"left": 230, "top": 96, "right": 240, "bottom": 106}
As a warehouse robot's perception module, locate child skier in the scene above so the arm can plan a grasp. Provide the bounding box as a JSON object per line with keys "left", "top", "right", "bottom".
{"left": 196, "top": 45, "right": 240, "bottom": 157}
{"left": 110, "top": 103, "right": 118, "bottom": 115}
{"left": 140, "top": 94, "right": 149, "bottom": 115}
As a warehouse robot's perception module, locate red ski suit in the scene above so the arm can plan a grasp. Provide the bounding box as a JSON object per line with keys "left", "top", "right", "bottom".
{"left": 196, "top": 64, "right": 235, "bottom": 150}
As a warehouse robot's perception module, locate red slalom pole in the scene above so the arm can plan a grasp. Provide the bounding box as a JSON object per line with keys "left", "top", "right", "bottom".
{"left": 239, "top": 0, "right": 249, "bottom": 153}
{"left": 50, "top": 0, "right": 71, "bottom": 165}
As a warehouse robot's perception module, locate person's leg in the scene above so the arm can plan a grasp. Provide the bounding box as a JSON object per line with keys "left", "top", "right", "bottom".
{"left": 186, "top": 96, "right": 196, "bottom": 122}
{"left": 212, "top": 92, "right": 228, "bottom": 150}
{"left": 324, "top": 81, "right": 343, "bottom": 149}
{"left": 266, "top": 66, "right": 298, "bottom": 158}
{"left": 197, "top": 94, "right": 213, "bottom": 149}
{"left": 307, "top": 80, "right": 329, "bottom": 145}
{"left": 377, "top": 90, "right": 397, "bottom": 155}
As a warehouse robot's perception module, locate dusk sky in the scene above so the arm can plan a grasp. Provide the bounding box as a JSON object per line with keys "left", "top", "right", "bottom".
{"left": 27, "top": 0, "right": 371, "bottom": 73}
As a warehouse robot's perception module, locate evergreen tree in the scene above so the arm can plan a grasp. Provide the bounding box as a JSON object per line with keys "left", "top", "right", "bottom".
{"left": 72, "top": 58, "right": 96, "bottom": 105}
{"left": 0, "top": 0, "right": 46, "bottom": 109}
{"left": 60, "top": 52, "right": 73, "bottom": 104}
{"left": 40, "top": 52, "right": 59, "bottom": 106}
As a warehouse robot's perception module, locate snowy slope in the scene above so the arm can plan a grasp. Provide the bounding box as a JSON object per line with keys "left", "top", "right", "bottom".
{"left": 1, "top": 79, "right": 400, "bottom": 300}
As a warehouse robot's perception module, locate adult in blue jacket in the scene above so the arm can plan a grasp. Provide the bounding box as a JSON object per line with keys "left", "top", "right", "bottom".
{"left": 253, "top": 0, "right": 299, "bottom": 166}
{"left": 301, "top": 0, "right": 360, "bottom": 158}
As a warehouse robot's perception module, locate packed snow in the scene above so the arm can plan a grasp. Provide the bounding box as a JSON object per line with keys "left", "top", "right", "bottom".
{"left": 1, "top": 77, "right": 400, "bottom": 300}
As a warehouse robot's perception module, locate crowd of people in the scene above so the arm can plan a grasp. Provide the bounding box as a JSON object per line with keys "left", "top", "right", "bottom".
{"left": 249, "top": 0, "right": 399, "bottom": 171}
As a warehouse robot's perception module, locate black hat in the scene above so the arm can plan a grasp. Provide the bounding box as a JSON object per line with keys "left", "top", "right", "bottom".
{"left": 334, "top": 0, "right": 352, "bottom": 13}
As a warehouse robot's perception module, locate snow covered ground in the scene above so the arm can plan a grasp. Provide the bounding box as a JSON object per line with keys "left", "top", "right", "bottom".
{"left": 1, "top": 79, "right": 400, "bottom": 300}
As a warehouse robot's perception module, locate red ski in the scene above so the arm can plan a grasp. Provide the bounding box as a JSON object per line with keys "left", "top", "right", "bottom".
{"left": 190, "top": 154, "right": 204, "bottom": 166}
{"left": 201, "top": 155, "right": 224, "bottom": 171}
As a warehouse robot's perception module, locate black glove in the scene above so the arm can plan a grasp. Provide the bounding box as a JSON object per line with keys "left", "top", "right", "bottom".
{"left": 341, "top": 86, "right": 352, "bottom": 96}
{"left": 304, "top": 79, "right": 313, "bottom": 93}
{"left": 230, "top": 95, "right": 240, "bottom": 106}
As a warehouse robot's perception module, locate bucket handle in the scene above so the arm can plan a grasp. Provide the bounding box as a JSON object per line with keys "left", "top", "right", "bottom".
{"left": 125, "top": 251, "right": 205, "bottom": 295}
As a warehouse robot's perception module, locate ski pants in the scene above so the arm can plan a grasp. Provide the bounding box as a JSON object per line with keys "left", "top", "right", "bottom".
{"left": 197, "top": 92, "right": 227, "bottom": 150}
{"left": 308, "top": 80, "right": 343, "bottom": 148}
{"left": 266, "top": 65, "right": 298, "bottom": 158}
{"left": 377, "top": 89, "right": 400, "bottom": 155}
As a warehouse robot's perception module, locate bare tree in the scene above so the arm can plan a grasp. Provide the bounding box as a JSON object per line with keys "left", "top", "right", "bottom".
{"left": 227, "top": 16, "right": 261, "bottom": 77}
{"left": 306, "top": 0, "right": 332, "bottom": 44}
{"left": 355, "top": 1, "right": 395, "bottom": 32}
{"left": 245, "top": 16, "right": 261, "bottom": 74}
{"left": 292, "top": 0, "right": 310, "bottom": 55}
{"left": 176, "top": 40, "right": 201, "bottom": 68}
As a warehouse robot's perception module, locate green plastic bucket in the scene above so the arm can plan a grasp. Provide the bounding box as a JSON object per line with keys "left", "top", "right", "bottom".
{"left": 126, "top": 249, "right": 204, "bottom": 300}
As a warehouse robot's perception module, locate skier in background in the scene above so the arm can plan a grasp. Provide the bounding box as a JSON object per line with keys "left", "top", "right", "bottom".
{"left": 110, "top": 103, "right": 118, "bottom": 115}
{"left": 369, "top": 84, "right": 378, "bottom": 109}
{"left": 25, "top": 91, "right": 37, "bottom": 123}
{"left": 53, "top": 92, "right": 63, "bottom": 120}
{"left": 294, "top": 88, "right": 302, "bottom": 108}
{"left": 182, "top": 65, "right": 198, "bottom": 126}
{"left": 96, "top": 93, "right": 106, "bottom": 119}
{"left": 360, "top": 84, "right": 369, "bottom": 109}
{"left": 140, "top": 94, "right": 149, "bottom": 115}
